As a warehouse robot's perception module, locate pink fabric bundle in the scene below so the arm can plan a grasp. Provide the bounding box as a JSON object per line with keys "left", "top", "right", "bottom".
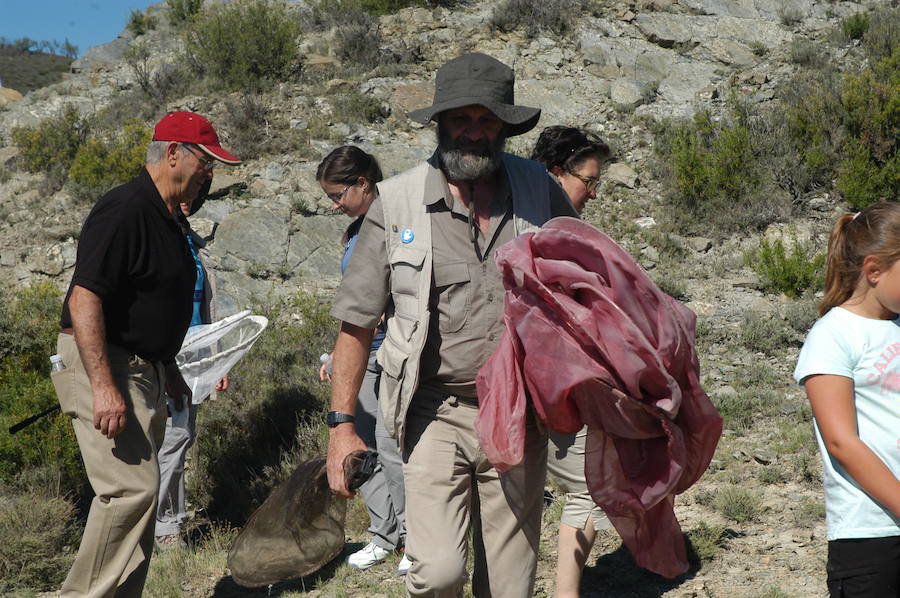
{"left": 475, "top": 217, "right": 722, "bottom": 578}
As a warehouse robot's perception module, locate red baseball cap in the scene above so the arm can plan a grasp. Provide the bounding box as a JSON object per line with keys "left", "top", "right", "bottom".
{"left": 153, "top": 111, "right": 241, "bottom": 165}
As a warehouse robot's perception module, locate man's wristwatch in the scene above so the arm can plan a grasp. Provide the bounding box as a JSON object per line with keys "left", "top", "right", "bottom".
{"left": 326, "top": 411, "right": 355, "bottom": 428}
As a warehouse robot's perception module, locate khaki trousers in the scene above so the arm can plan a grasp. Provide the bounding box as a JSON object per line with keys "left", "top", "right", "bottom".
{"left": 54, "top": 333, "right": 167, "bottom": 598}
{"left": 547, "top": 426, "right": 611, "bottom": 531}
{"left": 403, "top": 388, "right": 547, "bottom": 598}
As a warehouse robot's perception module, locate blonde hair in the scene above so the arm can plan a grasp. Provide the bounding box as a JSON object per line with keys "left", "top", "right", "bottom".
{"left": 820, "top": 202, "right": 900, "bottom": 316}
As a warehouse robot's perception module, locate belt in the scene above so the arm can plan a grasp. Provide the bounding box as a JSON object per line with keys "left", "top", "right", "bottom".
{"left": 61, "top": 327, "right": 74, "bottom": 335}
{"left": 451, "top": 394, "right": 479, "bottom": 406}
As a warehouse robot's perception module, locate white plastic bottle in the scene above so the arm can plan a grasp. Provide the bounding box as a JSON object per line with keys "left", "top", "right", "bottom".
{"left": 320, "top": 352, "right": 333, "bottom": 377}
{"left": 50, "top": 354, "right": 66, "bottom": 372}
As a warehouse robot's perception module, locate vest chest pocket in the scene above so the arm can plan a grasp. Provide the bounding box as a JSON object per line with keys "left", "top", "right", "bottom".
{"left": 388, "top": 245, "right": 427, "bottom": 299}
{"left": 433, "top": 261, "right": 471, "bottom": 333}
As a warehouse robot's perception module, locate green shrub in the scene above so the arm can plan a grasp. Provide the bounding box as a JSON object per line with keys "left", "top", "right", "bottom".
{"left": 311, "top": 0, "right": 459, "bottom": 17}
{"left": 750, "top": 41, "right": 768, "bottom": 56}
{"left": 653, "top": 106, "right": 789, "bottom": 234}
{"left": 788, "top": 39, "right": 826, "bottom": 69}
{"left": 123, "top": 43, "right": 153, "bottom": 95}
{"left": 0, "top": 280, "right": 63, "bottom": 370}
{"left": 222, "top": 95, "right": 271, "bottom": 160}
{"left": 68, "top": 121, "right": 152, "bottom": 205}
{"left": 793, "top": 451, "right": 820, "bottom": 486}
{"left": 775, "top": 68, "right": 844, "bottom": 195}
{"left": 167, "top": 0, "right": 203, "bottom": 25}
{"left": 0, "top": 367, "right": 84, "bottom": 491}
{"left": 303, "top": 0, "right": 420, "bottom": 72}
{"left": 143, "top": 524, "right": 238, "bottom": 595}
{"left": 793, "top": 499, "right": 825, "bottom": 527}
{"left": 652, "top": 274, "right": 688, "bottom": 302}
{"left": 863, "top": 8, "right": 900, "bottom": 61}
{"left": 773, "top": 406, "right": 814, "bottom": 455}
{"left": 668, "top": 113, "right": 755, "bottom": 202}
{"left": 777, "top": 5, "right": 803, "bottom": 26}
{"left": 841, "top": 12, "right": 870, "bottom": 41}
{"left": 490, "top": 0, "right": 588, "bottom": 38}
{"left": 127, "top": 9, "right": 158, "bottom": 36}
{"left": 334, "top": 10, "right": 385, "bottom": 71}
{"left": 121, "top": 43, "right": 193, "bottom": 108}
{"left": 744, "top": 236, "right": 825, "bottom": 297}
{"left": 10, "top": 105, "right": 90, "bottom": 191}
{"left": 332, "top": 90, "right": 386, "bottom": 124}
{"left": 190, "top": 291, "right": 335, "bottom": 525}
{"left": 739, "top": 312, "right": 794, "bottom": 354}
{"left": 686, "top": 521, "right": 726, "bottom": 564}
{"left": 185, "top": 0, "right": 300, "bottom": 90}
{"left": 769, "top": 23, "right": 898, "bottom": 209}
{"left": 350, "top": 0, "right": 429, "bottom": 14}
{"left": 0, "top": 489, "right": 81, "bottom": 592}
{"left": 714, "top": 486, "right": 762, "bottom": 523}
{"left": 783, "top": 294, "right": 818, "bottom": 333}
{"left": 755, "top": 465, "right": 788, "bottom": 484}
{"left": 713, "top": 387, "right": 781, "bottom": 433}
{"left": 836, "top": 51, "right": 900, "bottom": 207}
{"left": 0, "top": 282, "right": 85, "bottom": 495}
{"left": 222, "top": 95, "right": 310, "bottom": 161}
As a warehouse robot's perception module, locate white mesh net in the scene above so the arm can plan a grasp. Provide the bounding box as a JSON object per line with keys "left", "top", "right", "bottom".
{"left": 175, "top": 310, "right": 269, "bottom": 404}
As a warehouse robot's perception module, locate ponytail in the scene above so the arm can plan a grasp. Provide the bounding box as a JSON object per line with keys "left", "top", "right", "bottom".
{"left": 819, "top": 203, "right": 900, "bottom": 316}
{"left": 820, "top": 214, "right": 857, "bottom": 316}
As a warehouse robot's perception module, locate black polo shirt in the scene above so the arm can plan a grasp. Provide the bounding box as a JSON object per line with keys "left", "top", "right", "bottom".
{"left": 61, "top": 168, "right": 196, "bottom": 363}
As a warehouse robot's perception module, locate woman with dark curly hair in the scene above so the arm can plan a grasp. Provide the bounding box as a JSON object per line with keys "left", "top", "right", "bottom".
{"left": 530, "top": 125, "right": 611, "bottom": 214}
{"left": 531, "top": 126, "right": 613, "bottom": 598}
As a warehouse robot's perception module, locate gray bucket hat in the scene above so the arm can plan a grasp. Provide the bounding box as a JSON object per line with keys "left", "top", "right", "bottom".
{"left": 408, "top": 53, "right": 541, "bottom": 137}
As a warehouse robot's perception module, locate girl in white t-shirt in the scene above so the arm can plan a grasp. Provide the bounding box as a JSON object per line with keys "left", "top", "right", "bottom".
{"left": 794, "top": 202, "right": 900, "bottom": 597}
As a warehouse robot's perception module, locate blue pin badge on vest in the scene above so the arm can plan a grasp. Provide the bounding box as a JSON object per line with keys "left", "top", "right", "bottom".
{"left": 400, "top": 228, "right": 415, "bottom": 244}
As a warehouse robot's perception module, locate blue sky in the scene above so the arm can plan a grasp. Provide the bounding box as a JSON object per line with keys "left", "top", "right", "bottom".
{"left": 1, "top": 0, "right": 157, "bottom": 57}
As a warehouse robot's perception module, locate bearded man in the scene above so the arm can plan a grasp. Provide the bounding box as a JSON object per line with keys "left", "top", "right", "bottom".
{"left": 325, "top": 53, "right": 577, "bottom": 597}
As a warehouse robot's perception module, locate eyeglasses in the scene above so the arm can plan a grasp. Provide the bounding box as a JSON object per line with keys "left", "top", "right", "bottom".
{"left": 183, "top": 144, "right": 215, "bottom": 172}
{"left": 325, "top": 181, "right": 356, "bottom": 203}
{"left": 568, "top": 171, "right": 601, "bottom": 192}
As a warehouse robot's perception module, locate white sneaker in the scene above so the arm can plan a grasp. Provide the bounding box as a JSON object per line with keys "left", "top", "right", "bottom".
{"left": 397, "top": 553, "right": 413, "bottom": 575}
{"left": 347, "top": 541, "right": 391, "bottom": 570}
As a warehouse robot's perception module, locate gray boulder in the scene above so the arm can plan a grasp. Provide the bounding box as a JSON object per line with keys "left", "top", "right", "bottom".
{"left": 610, "top": 78, "right": 652, "bottom": 108}
{"left": 71, "top": 37, "right": 132, "bottom": 73}
{"left": 211, "top": 205, "right": 291, "bottom": 267}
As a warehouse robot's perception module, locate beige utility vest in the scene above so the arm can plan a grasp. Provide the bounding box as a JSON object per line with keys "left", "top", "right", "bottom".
{"left": 375, "top": 153, "right": 554, "bottom": 444}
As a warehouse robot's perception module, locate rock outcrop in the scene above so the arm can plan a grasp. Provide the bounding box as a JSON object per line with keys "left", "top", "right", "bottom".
{"left": 0, "top": 0, "right": 869, "bottom": 316}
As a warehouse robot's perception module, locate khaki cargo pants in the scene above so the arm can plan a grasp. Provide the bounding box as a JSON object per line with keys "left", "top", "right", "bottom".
{"left": 402, "top": 386, "right": 547, "bottom": 598}
{"left": 54, "top": 333, "right": 167, "bottom": 598}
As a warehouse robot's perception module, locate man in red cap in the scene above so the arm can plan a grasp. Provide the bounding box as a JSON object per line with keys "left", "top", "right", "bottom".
{"left": 53, "top": 112, "right": 239, "bottom": 598}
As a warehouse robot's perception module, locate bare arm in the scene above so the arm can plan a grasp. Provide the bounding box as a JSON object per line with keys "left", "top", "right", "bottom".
{"left": 326, "top": 321, "right": 375, "bottom": 498}
{"left": 805, "top": 374, "right": 900, "bottom": 517}
{"left": 68, "top": 285, "right": 126, "bottom": 439}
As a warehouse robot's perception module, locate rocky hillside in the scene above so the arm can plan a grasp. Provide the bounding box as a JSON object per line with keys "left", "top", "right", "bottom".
{"left": 0, "top": 0, "right": 873, "bottom": 311}
{"left": 0, "top": 0, "right": 894, "bottom": 596}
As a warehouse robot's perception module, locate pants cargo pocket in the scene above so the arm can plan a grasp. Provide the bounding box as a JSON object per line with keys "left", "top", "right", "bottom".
{"left": 51, "top": 368, "right": 77, "bottom": 418}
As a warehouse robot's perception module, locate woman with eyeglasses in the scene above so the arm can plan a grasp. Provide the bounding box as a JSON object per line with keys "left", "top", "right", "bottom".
{"left": 531, "top": 125, "right": 610, "bottom": 215}
{"left": 531, "top": 126, "right": 613, "bottom": 598}
{"left": 316, "top": 146, "right": 411, "bottom": 575}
